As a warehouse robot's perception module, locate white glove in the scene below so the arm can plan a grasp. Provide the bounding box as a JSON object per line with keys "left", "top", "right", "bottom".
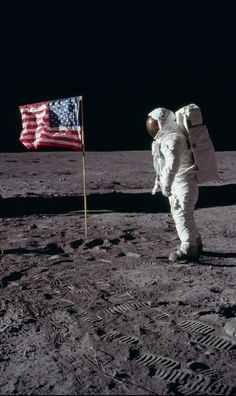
{"left": 161, "top": 185, "right": 172, "bottom": 197}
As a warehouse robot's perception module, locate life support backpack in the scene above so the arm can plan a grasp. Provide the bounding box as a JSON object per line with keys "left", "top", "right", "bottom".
{"left": 175, "top": 104, "right": 219, "bottom": 184}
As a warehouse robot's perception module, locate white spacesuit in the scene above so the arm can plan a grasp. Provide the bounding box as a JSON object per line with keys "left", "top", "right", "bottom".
{"left": 148, "top": 107, "right": 202, "bottom": 262}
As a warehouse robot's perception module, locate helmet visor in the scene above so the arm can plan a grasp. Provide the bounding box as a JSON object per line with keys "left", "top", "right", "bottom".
{"left": 146, "top": 116, "right": 159, "bottom": 138}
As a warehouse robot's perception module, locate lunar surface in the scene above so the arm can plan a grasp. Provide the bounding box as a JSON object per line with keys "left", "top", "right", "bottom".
{"left": 0, "top": 150, "right": 236, "bottom": 395}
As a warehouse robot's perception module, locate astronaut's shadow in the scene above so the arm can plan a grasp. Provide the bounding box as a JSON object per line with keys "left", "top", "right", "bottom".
{"left": 201, "top": 251, "right": 236, "bottom": 259}
{"left": 0, "top": 183, "right": 235, "bottom": 218}
{"left": 196, "top": 183, "right": 236, "bottom": 208}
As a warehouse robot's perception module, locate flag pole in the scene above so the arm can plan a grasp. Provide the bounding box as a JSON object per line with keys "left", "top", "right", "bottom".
{"left": 80, "top": 96, "right": 88, "bottom": 239}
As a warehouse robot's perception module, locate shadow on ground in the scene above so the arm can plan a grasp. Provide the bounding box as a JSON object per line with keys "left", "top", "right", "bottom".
{"left": 0, "top": 184, "right": 235, "bottom": 218}
{"left": 202, "top": 251, "right": 236, "bottom": 258}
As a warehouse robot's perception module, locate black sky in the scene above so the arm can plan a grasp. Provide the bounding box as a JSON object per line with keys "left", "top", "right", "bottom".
{"left": 1, "top": 1, "right": 236, "bottom": 151}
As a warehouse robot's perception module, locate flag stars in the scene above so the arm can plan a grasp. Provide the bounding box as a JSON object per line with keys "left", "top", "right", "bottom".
{"left": 49, "top": 98, "right": 79, "bottom": 128}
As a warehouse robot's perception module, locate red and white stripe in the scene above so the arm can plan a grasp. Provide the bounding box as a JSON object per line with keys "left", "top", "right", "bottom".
{"left": 19, "top": 101, "right": 82, "bottom": 150}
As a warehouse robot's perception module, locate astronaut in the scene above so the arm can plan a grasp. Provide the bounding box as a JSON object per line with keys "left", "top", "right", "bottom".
{"left": 146, "top": 107, "right": 202, "bottom": 262}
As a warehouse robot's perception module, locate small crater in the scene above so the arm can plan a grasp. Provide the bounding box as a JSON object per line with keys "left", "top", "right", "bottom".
{"left": 148, "top": 366, "right": 157, "bottom": 377}
{"left": 128, "top": 347, "right": 140, "bottom": 361}
{"left": 187, "top": 361, "right": 210, "bottom": 372}
{"left": 96, "top": 328, "right": 106, "bottom": 337}
{"left": 0, "top": 270, "right": 26, "bottom": 288}
{"left": 69, "top": 239, "right": 84, "bottom": 249}
{"left": 99, "top": 290, "right": 111, "bottom": 300}
{"left": 115, "top": 372, "right": 130, "bottom": 379}
{"left": 84, "top": 238, "right": 104, "bottom": 249}
{"left": 67, "top": 307, "right": 77, "bottom": 316}
{"left": 44, "top": 293, "right": 53, "bottom": 300}
{"left": 219, "top": 305, "right": 236, "bottom": 318}
{"left": 108, "top": 381, "right": 116, "bottom": 390}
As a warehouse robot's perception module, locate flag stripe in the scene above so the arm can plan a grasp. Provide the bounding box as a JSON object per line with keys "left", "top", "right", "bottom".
{"left": 19, "top": 101, "right": 48, "bottom": 108}
{"left": 34, "top": 140, "right": 82, "bottom": 151}
{"left": 35, "top": 137, "right": 82, "bottom": 146}
{"left": 22, "top": 117, "right": 50, "bottom": 123}
{"left": 34, "top": 132, "right": 81, "bottom": 143}
{"left": 19, "top": 139, "right": 35, "bottom": 144}
{"left": 19, "top": 137, "right": 82, "bottom": 150}
{"left": 21, "top": 126, "right": 81, "bottom": 136}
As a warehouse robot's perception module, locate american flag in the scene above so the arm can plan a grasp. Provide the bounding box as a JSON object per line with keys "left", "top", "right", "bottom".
{"left": 19, "top": 96, "right": 82, "bottom": 150}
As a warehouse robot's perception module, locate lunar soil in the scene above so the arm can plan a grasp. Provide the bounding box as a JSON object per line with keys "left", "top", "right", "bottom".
{"left": 0, "top": 151, "right": 236, "bottom": 395}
